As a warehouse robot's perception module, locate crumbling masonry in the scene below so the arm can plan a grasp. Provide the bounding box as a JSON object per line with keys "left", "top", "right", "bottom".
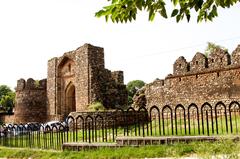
{"left": 133, "top": 45, "right": 240, "bottom": 109}
{"left": 2, "top": 44, "right": 128, "bottom": 123}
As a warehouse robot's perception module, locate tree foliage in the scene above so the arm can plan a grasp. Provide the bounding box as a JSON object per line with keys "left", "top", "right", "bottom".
{"left": 96, "top": 0, "right": 239, "bottom": 23}
{"left": 127, "top": 80, "right": 145, "bottom": 105}
{"left": 0, "top": 85, "right": 12, "bottom": 99}
{"left": 204, "top": 42, "right": 228, "bottom": 57}
{"left": 0, "top": 85, "right": 15, "bottom": 113}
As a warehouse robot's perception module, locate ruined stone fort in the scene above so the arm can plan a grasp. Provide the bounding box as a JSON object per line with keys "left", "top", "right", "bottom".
{"left": 2, "top": 44, "right": 128, "bottom": 123}
{"left": 133, "top": 45, "right": 240, "bottom": 109}
{"left": 2, "top": 44, "right": 240, "bottom": 124}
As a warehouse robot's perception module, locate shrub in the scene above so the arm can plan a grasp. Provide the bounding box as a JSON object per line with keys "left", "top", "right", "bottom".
{"left": 88, "top": 102, "right": 105, "bottom": 112}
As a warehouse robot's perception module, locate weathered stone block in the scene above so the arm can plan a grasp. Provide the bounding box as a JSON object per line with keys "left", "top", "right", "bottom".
{"left": 133, "top": 44, "right": 240, "bottom": 110}
{"left": 2, "top": 43, "right": 128, "bottom": 124}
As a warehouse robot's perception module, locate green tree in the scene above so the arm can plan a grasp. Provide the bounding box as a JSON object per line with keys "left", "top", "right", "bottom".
{"left": 0, "top": 85, "right": 15, "bottom": 113}
{"left": 127, "top": 80, "right": 145, "bottom": 105}
{"left": 0, "top": 95, "right": 14, "bottom": 113}
{"left": 96, "top": 0, "right": 239, "bottom": 23}
{"left": 0, "top": 85, "right": 12, "bottom": 99}
{"left": 204, "top": 42, "right": 228, "bottom": 57}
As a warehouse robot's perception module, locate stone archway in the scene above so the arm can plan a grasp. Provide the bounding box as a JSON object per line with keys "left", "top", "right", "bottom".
{"left": 65, "top": 82, "right": 76, "bottom": 115}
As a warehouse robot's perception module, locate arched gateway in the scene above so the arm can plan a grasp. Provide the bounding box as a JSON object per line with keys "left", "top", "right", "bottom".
{"left": 46, "top": 44, "right": 128, "bottom": 121}
{"left": 65, "top": 82, "right": 76, "bottom": 115}
{"left": 5, "top": 44, "right": 127, "bottom": 124}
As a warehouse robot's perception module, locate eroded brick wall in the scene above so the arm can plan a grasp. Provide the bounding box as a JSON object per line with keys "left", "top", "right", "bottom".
{"left": 2, "top": 43, "right": 128, "bottom": 124}
{"left": 133, "top": 45, "right": 240, "bottom": 109}
{"left": 47, "top": 44, "right": 128, "bottom": 120}
{"left": 2, "top": 78, "right": 47, "bottom": 124}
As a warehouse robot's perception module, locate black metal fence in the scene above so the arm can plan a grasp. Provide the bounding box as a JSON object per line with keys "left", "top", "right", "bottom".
{"left": 0, "top": 101, "right": 240, "bottom": 150}
{"left": 123, "top": 101, "right": 240, "bottom": 136}
{"left": 0, "top": 123, "right": 68, "bottom": 150}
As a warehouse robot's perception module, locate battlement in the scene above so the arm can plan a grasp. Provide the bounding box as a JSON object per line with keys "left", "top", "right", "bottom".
{"left": 16, "top": 78, "right": 47, "bottom": 91}
{"left": 173, "top": 45, "right": 240, "bottom": 76}
{"left": 5, "top": 43, "right": 127, "bottom": 124}
{"left": 133, "top": 44, "right": 240, "bottom": 109}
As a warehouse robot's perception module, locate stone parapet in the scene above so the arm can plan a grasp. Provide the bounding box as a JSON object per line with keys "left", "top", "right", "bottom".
{"left": 173, "top": 45, "right": 240, "bottom": 76}
{"left": 16, "top": 78, "right": 46, "bottom": 91}
{"left": 133, "top": 44, "right": 240, "bottom": 109}
{"left": 11, "top": 78, "right": 48, "bottom": 123}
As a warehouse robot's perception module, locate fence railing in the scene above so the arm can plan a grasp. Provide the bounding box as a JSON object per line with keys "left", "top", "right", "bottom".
{"left": 0, "top": 101, "right": 240, "bottom": 150}
{"left": 0, "top": 123, "right": 68, "bottom": 150}
{"left": 123, "top": 101, "right": 240, "bottom": 136}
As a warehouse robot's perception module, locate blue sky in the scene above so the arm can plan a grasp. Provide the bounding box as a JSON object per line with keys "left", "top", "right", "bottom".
{"left": 0, "top": 0, "right": 240, "bottom": 89}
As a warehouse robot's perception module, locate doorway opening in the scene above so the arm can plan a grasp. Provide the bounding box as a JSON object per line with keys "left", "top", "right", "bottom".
{"left": 65, "top": 83, "right": 76, "bottom": 115}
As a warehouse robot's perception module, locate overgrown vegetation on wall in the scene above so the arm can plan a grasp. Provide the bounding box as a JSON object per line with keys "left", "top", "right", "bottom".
{"left": 204, "top": 42, "right": 228, "bottom": 57}
{"left": 133, "top": 43, "right": 240, "bottom": 109}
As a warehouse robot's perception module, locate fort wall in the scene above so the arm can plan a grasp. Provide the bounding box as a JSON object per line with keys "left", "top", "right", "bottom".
{"left": 133, "top": 45, "right": 240, "bottom": 109}
{"left": 47, "top": 44, "right": 128, "bottom": 120}
{"left": 1, "top": 78, "right": 47, "bottom": 124}
{"left": 47, "top": 57, "right": 58, "bottom": 118}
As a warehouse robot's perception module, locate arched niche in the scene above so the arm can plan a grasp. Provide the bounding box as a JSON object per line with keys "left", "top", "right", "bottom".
{"left": 65, "top": 82, "right": 76, "bottom": 115}
{"left": 57, "top": 56, "right": 75, "bottom": 77}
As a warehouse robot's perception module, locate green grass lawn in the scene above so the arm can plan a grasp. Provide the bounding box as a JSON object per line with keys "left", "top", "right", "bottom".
{"left": 122, "top": 114, "right": 240, "bottom": 137}
{"left": 1, "top": 114, "right": 240, "bottom": 151}
{"left": 1, "top": 115, "right": 240, "bottom": 151}
{"left": 0, "top": 139, "right": 240, "bottom": 159}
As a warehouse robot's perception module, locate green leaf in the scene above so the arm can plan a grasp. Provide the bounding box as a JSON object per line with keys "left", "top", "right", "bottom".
{"left": 160, "top": 8, "right": 168, "bottom": 18}
{"left": 186, "top": 14, "right": 191, "bottom": 22}
{"left": 194, "top": 5, "right": 199, "bottom": 11}
{"left": 185, "top": 9, "right": 190, "bottom": 22}
{"left": 105, "top": 15, "right": 109, "bottom": 22}
{"left": 95, "top": 10, "right": 104, "bottom": 18}
{"left": 149, "top": 12, "right": 155, "bottom": 21}
{"left": 171, "top": 9, "right": 178, "bottom": 17}
{"left": 208, "top": 14, "right": 213, "bottom": 21}
{"left": 133, "top": 13, "right": 136, "bottom": 20}
{"left": 172, "top": 0, "right": 179, "bottom": 6}
{"left": 136, "top": 0, "right": 143, "bottom": 10}
{"left": 204, "top": 11, "right": 207, "bottom": 20}
{"left": 95, "top": 0, "right": 238, "bottom": 23}
{"left": 212, "top": 5, "right": 218, "bottom": 16}
{"left": 197, "top": 0, "right": 204, "bottom": 8}
{"left": 148, "top": 8, "right": 154, "bottom": 21}
{"left": 112, "top": 0, "right": 118, "bottom": 4}
{"left": 176, "top": 14, "right": 181, "bottom": 22}
{"left": 111, "top": 15, "right": 115, "bottom": 23}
